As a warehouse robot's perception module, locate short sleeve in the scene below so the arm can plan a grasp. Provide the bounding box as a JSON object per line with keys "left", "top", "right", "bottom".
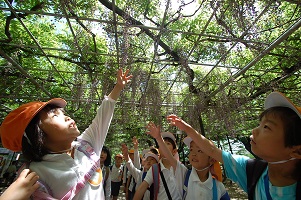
{"left": 222, "top": 151, "right": 249, "bottom": 192}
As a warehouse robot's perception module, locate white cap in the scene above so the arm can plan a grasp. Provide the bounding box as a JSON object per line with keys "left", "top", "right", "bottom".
{"left": 183, "top": 136, "right": 192, "bottom": 148}
{"left": 142, "top": 149, "right": 150, "bottom": 157}
{"left": 265, "top": 92, "right": 301, "bottom": 119}
{"left": 144, "top": 152, "right": 159, "bottom": 162}
{"left": 161, "top": 132, "right": 176, "bottom": 142}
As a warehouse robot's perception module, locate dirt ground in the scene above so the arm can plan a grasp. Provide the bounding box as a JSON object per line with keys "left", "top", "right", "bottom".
{"left": 224, "top": 179, "right": 248, "bottom": 200}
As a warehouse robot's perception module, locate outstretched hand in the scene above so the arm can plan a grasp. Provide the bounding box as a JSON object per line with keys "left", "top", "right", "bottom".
{"left": 167, "top": 114, "right": 191, "bottom": 131}
{"left": 132, "top": 136, "right": 138, "bottom": 149}
{"left": 121, "top": 143, "right": 129, "bottom": 161}
{"left": 146, "top": 122, "right": 161, "bottom": 140}
{"left": 117, "top": 68, "right": 133, "bottom": 89}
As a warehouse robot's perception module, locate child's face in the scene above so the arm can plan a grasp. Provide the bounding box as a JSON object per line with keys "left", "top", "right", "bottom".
{"left": 100, "top": 151, "right": 107, "bottom": 162}
{"left": 38, "top": 108, "right": 80, "bottom": 149}
{"left": 160, "top": 138, "right": 177, "bottom": 158}
{"left": 144, "top": 156, "right": 158, "bottom": 170}
{"left": 189, "top": 141, "right": 211, "bottom": 170}
{"left": 251, "top": 114, "right": 292, "bottom": 162}
{"left": 115, "top": 157, "right": 123, "bottom": 166}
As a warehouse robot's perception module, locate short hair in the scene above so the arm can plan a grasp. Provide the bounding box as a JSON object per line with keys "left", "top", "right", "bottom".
{"left": 163, "top": 137, "right": 177, "bottom": 149}
{"left": 260, "top": 106, "right": 301, "bottom": 147}
{"left": 260, "top": 106, "right": 301, "bottom": 181}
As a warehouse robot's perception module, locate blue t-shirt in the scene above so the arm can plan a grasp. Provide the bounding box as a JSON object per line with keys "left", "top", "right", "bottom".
{"left": 222, "top": 151, "right": 296, "bottom": 200}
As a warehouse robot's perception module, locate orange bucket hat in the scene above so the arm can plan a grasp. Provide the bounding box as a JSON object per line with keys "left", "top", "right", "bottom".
{"left": 0, "top": 98, "right": 66, "bottom": 152}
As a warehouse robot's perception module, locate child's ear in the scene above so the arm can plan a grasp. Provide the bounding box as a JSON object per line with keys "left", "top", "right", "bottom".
{"left": 290, "top": 145, "right": 301, "bottom": 159}
{"left": 172, "top": 148, "right": 178, "bottom": 156}
{"left": 209, "top": 157, "right": 216, "bottom": 165}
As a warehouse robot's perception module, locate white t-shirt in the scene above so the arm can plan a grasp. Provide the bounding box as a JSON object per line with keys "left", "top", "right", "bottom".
{"left": 175, "top": 161, "right": 228, "bottom": 199}
{"left": 111, "top": 164, "right": 123, "bottom": 182}
{"left": 144, "top": 160, "right": 182, "bottom": 200}
{"left": 30, "top": 96, "right": 116, "bottom": 200}
{"left": 126, "top": 160, "right": 150, "bottom": 200}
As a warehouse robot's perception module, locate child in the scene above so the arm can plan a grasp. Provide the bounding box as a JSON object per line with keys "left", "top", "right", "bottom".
{"left": 146, "top": 122, "right": 230, "bottom": 199}
{"left": 0, "top": 169, "right": 39, "bottom": 200}
{"left": 111, "top": 153, "right": 124, "bottom": 200}
{"left": 133, "top": 132, "right": 182, "bottom": 200}
{"left": 121, "top": 143, "right": 159, "bottom": 200}
{"left": 100, "top": 146, "right": 112, "bottom": 200}
{"left": 166, "top": 91, "right": 301, "bottom": 199}
{"left": 125, "top": 148, "right": 137, "bottom": 200}
{"left": 0, "top": 68, "right": 132, "bottom": 199}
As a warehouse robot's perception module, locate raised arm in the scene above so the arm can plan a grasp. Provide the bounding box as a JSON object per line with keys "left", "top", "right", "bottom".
{"left": 121, "top": 143, "right": 130, "bottom": 162}
{"left": 108, "top": 68, "right": 133, "bottom": 101}
{"left": 167, "top": 114, "right": 223, "bottom": 163}
{"left": 132, "top": 137, "right": 141, "bottom": 169}
{"left": 146, "top": 122, "right": 177, "bottom": 169}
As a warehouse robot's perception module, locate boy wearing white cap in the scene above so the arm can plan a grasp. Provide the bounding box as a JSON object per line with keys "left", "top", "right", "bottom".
{"left": 146, "top": 122, "right": 229, "bottom": 199}
{"left": 167, "top": 92, "right": 301, "bottom": 199}
{"left": 133, "top": 131, "right": 182, "bottom": 200}
{"left": 122, "top": 143, "right": 159, "bottom": 200}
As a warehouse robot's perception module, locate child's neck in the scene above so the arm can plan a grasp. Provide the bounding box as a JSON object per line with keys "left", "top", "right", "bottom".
{"left": 268, "top": 163, "right": 297, "bottom": 186}
{"left": 196, "top": 169, "right": 210, "bottom": 182}
{"left": 161, "top": 158, "right": 171, "bottom": 169}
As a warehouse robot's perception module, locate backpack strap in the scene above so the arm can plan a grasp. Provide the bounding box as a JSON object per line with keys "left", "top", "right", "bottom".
{"left": 60, "top": 139, "right": 100, "bottom": 200}
{"left": 142, "top": 171, "right": 147, "bottom": 181}
{"left": 246, "top": 159, "right": 268, "bottom": 200}
{"left": 182, "top": 169, "right": 191, "bottom": 199}
{"left": 212, "top": 178, "right": 217, "bottom": 200}
{"left": 159, "top": 165, "right": 172, "bottom": 200}
{"left": 104, "top": 166, "right": 110, "bottom": 182}
{"left": 152, "top": 163, "right": 160, "bottom": 200}
{"left": 297, "top": 180, "right": 301, "bottom": 200}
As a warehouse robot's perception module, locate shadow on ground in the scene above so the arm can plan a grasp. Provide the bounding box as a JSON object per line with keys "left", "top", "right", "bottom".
{"left": 224, "top": 179, "right": 248, "bottom": 200}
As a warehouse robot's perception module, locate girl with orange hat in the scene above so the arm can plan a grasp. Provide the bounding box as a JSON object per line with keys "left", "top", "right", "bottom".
{"left": 0, "top": 68, "right": 132, "bottom": 200}
{"left": 145, "top": 122, "right": 230, "bottom": 200}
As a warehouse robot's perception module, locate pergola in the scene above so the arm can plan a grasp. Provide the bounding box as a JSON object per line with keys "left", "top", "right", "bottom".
{"left": 1, "top": 0, "right": 301, "bottom": 152}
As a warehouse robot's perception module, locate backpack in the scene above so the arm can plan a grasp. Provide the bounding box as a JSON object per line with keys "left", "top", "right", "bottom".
{"left": 151, "top": 163, "right": 172, "bottom": 200}
{"left": 182, "top": 169, "right": 230, "bottom": 200}
{"left": 246, "top": 159, "right": 301, "bottom": 200}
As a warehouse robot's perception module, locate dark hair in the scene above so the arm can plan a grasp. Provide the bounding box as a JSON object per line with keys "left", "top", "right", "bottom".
{"left": 163, "top": 137, "right": 177, "bottom": 149}
{"left": 22, "top": 104, "right": 62, "bottom": 162}
{"left": 149, "top": 147, "right": 159, "bottom": 155}
{"left": 260, "top": 106, "right": 301, "bottom": 180}
{"left": 102, "top": 146, "right": 112, "bottom": 167}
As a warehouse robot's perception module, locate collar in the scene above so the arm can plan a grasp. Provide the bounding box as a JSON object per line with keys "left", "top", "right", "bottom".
{"left": 191, "top": 167, "right": 214, "bottom": 190}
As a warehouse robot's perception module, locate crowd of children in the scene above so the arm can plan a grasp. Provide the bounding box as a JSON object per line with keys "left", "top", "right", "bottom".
{"left": 0, "top": 67, "right": 301, "bottom": 199}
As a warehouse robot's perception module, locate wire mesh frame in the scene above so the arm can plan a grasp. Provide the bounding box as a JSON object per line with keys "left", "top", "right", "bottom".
{"left": 1, "top": 1, "right": 301, "bottom": 140}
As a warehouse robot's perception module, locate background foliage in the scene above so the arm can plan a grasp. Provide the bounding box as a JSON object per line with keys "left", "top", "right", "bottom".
{"left": 1, "top": 0, "right": 301, "bottom": 161}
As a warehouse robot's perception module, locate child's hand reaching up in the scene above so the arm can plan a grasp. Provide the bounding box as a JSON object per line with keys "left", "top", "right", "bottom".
{"left": 146, "top": 122, "right": 161, "bottom": 140}
{"left": 167, "top": 114, "right": 191, "bottom": 131}
{"left": 117, "top": 68, "right": 133, "bottom": 89}
{"left": 121, "top": 143, "right": 129, "bottom": 162}
{"left": 132, "top": 136, "right": 138, "bottom": 149}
